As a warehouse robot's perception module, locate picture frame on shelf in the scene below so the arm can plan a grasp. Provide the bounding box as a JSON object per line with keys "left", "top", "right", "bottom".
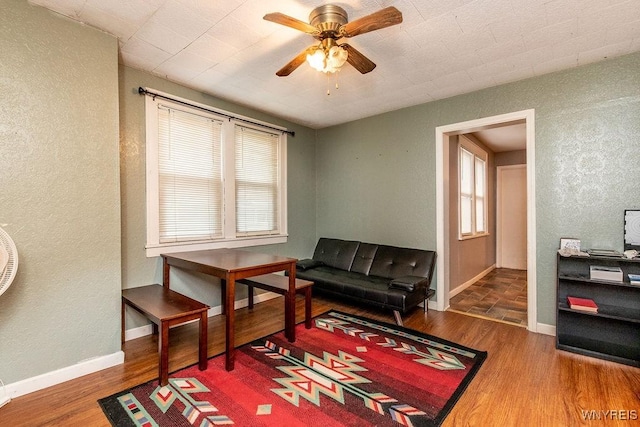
{"left": 560, "top": 238, "right": 581, "bottom": 251}
{"left": 624, "top": 209, "right": 640, "bottom": 252}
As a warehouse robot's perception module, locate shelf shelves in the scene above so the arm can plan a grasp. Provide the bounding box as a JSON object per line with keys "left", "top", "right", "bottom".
{"left": 558, "top": 302, "right": 640, "bottom": 323}
{"left": 556, "top": 253, "right": 640, "bottom": 367}
{"left": 557, "top": 334, "right": 640, "bottom": 367}
{"left": 558, "top": 274, "right": 640, "bottom": 289}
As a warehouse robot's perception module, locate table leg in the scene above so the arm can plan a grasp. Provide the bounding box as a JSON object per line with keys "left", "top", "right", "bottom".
{"left": 225, "top": 274, "right": 235, "bottom": 371}
{"left": 305, "top": 287, "right": 312, "bottom": 329}
{"left": 220, "top": 280, "right": 226, "bottom": 315}
{"left": 162, "top": 257, "right": 170, "bottom": 288}
{"left": 160, "top": 320, "right": 169, "bottom": 386}
{"left": 286, "top": 262, "right": 296, "bottom": 342}
{"left": 199, "top": 311, "right": 208, "bottom": 371}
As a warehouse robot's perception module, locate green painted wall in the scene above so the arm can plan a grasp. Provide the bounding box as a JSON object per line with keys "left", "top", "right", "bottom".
{"left": 316, "top": 52, "right": 640, "bottom": 325}
{"left": 119, "top": 66, "right": 317, "bottom": 323}
{"left": 0, "top": 0, "right": 121, "bottom": 383}
{"left": 3, "top": 0, "right": 639, "bottom": 389}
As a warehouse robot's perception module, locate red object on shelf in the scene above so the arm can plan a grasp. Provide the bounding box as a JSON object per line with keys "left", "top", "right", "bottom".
{"left": 567, "top": 296, "right": 598, "bottom": 312}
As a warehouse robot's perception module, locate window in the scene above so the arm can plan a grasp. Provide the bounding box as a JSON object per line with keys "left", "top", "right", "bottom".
{"left": 145, "top": 90, "right": 287, "bottom": 257}
{"left": 459, "top": 135, "right": 488, "bottom": 239}
{"left": 235, "top": 125, "right": 280, "bottom": 236}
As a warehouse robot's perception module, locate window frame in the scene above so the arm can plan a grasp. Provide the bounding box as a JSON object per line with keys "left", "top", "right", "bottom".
{"left": 458, "top": 135, "right": 488, "bottom": 240}
{"left": 144, "top": 89, "right": 288, "bottom": 257}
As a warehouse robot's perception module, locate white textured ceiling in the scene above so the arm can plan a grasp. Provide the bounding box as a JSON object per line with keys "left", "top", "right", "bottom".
{"left": 473, "top": 122, "right": 526, "bottom": 152}
{"left": 29, "top": 0, "right": 640, "bottom": 129}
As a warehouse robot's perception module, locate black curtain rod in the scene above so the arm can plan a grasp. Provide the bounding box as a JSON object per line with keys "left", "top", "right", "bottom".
{"left": 138, "top": 87, "right": 295, "bottom": 137}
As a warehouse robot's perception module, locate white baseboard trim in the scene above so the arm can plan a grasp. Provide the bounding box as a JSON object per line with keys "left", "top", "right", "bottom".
{"left": 6, "top": 351, "right": 124, "bottom": 399}
{"left": 125, "top": 324, "right": 154, "bottom": 341}
{"left": 449, "top": 265, "right": 496, "bottom": 298}
{"left": 536, "top": 322, "right": 556, "bottom": 336}
{"left": 420, "top": 300, "right": 438, "bottom": 311}
{"left": 9, "top": 293, "right": 283, "bottom": 400}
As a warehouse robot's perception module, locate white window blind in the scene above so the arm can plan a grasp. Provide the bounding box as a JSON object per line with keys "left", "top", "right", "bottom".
{"left": 460, "top": 147, "right": 474, "bottom": 235}
{"left": 475, "top": 157, "right": 486, "bottom": 233}
{"left": 158, "top": 105, "right": 223, "bottom": 243}
{"left": 458, "top": 136, "right": 488, "bottom": 239}
{"left": 235, "top": 125, "right": 279, "bottom": 236}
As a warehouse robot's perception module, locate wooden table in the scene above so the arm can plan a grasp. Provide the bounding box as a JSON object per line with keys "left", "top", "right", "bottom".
{"left": 161, "top": 249, "right": 298, "bottom": 371}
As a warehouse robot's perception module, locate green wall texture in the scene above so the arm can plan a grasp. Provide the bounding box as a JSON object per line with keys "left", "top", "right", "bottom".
{"left": 3, "top": 0, "right": 640, "bottom": 391}
{"left": 315, "top": 52, "right": 640, "bottom": 326}
{"left": 0, "top": 0, "right": 121, "bottom": 384}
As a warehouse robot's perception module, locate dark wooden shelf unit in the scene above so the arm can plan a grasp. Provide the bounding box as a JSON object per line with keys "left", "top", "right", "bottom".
{"left": 556, "top": 253, "right": 640, "bottom": 367}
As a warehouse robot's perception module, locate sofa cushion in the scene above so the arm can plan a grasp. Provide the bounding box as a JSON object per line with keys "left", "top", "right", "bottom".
{"left": 312, "top": 238, "right": 360, "bottom": 271}
{"left": 297, "top": 266, "right": 389, "bottom": 300}
{"left": 350, "top": 243, "right": 378, "bottom": 275}
{"left": 389, "top": 275, "right": 426, "bottom": 292}
{"left": 296, "top": 259, "right": 324, "bottom": 271}
{"left": 296, "top": 266, "right": 367, "bottom": 295}
{"left": 369, "top": 245, "right": 435, "bottom": 279}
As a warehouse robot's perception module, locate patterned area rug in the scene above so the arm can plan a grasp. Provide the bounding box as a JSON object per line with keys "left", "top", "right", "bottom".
{"left": 99, "top": 311, "right": 486, "bottom": 427}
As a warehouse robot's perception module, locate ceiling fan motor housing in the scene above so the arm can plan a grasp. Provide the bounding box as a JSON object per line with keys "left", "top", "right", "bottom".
{"left": 309, "top": 4, "right": 347, "bottom": 36}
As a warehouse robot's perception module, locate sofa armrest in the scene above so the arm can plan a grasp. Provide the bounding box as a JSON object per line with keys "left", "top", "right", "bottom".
{"left": 297, "top": 258, "right": 324, "bottom": 271}
{"left": 388, "top": 275, "right": 428, "bottom": 292}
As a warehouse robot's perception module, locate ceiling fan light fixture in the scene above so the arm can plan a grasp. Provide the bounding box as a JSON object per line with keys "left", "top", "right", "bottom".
{"left": 327, "top": 45, "right": 348, "bottom": 71}
{"left": 306, "top": 47, "right": 327, "bottom": 72}
{"left": 306, "top": 45, "right": 348, "bottom": 73}
{"left": 265, "top": 5, "right": 402, "bottom": 76}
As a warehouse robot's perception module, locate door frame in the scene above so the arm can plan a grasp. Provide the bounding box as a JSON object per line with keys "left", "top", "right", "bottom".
{"left": 435, "top": 109, "right": 537, "bottom": 332}
{"left": 496, "top": 164, "right": 527, "bottom": 269}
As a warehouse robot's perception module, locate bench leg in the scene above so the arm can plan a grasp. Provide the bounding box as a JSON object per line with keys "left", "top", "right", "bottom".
{"left": 248, "top": 285, "right": 254, "bottom": 309}
{"left": 304, "top": 288, "right": 312, "bottom": 329}
{"left": 284, "top": 290, "right": 296, "bottom": 342}
{"left": 121, "top": 297, "right": 125, "bottom": 344}
{"left": 198, "top": 312, "right": 208, "bottom": 371}
{"left": 159, "top": 320, "right": 169, "bottom": 386}
{"left": 393, "top": 310, "right": 403, "bottom": 327}
{"left": 220, "top": 280, "right": 226, "bottom": 315}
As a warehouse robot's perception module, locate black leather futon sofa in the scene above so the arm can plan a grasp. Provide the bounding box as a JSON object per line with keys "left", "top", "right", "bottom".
{"left": 295, "top": 238, "right": 437, "bottom": 325}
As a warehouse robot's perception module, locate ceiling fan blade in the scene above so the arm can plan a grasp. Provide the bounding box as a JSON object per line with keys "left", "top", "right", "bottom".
{"left": 340, "top": 6, "right": 403, "bottom": 38}
{"left": 276, "top": 46, "right": 316, "bottom": 76}
{"left": 342, "top": 44, "right": 376, "bottom": 74}
{"left": 264, "top": 12, "right": 319, "bottom": 35}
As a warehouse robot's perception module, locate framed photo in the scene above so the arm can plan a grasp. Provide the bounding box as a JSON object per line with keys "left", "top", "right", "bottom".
{"left": 560, "top": 238, "right": 581, "bottom": 251}
{"left": 624, "top": 210, "right": 640, "bottom": 251}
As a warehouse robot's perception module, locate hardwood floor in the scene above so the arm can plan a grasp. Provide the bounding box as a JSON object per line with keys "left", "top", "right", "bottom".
{"left": 2, "top": 294, "right": 639, "bottom": 426}
{"left": 450, "top": 268, "right": 528, "bottom": 326}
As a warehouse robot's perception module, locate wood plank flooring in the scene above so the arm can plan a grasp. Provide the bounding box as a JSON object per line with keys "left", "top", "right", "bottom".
{"left": 450, "top": 268, "right": 528, "bottom": 326}
{"left": 1, "top": 294, "right": 639, "bottom": 426}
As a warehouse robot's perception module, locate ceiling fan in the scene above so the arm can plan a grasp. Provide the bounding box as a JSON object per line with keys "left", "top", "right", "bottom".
{"left": 264, "top": 4, "right": 403, "bottom": 76}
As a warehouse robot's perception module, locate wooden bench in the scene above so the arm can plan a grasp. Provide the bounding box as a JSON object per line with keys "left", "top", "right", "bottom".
{"left": 122, "top": 284, "right": 209, "bottom": 386}
{"left": 238, "top": 274, "right": 314, "bottom": 329}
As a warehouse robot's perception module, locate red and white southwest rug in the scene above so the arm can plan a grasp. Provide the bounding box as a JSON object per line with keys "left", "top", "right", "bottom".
{"left": 99, "top": 311, "right": 486, "bottom": 426}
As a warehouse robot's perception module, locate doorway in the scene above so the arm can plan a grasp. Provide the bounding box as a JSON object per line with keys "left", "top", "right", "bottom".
{"left": 497, "top": 164, "right": 527, "bottom": 270}
{"left": 435, "top": 110, "right": 537, "bottom": 332}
